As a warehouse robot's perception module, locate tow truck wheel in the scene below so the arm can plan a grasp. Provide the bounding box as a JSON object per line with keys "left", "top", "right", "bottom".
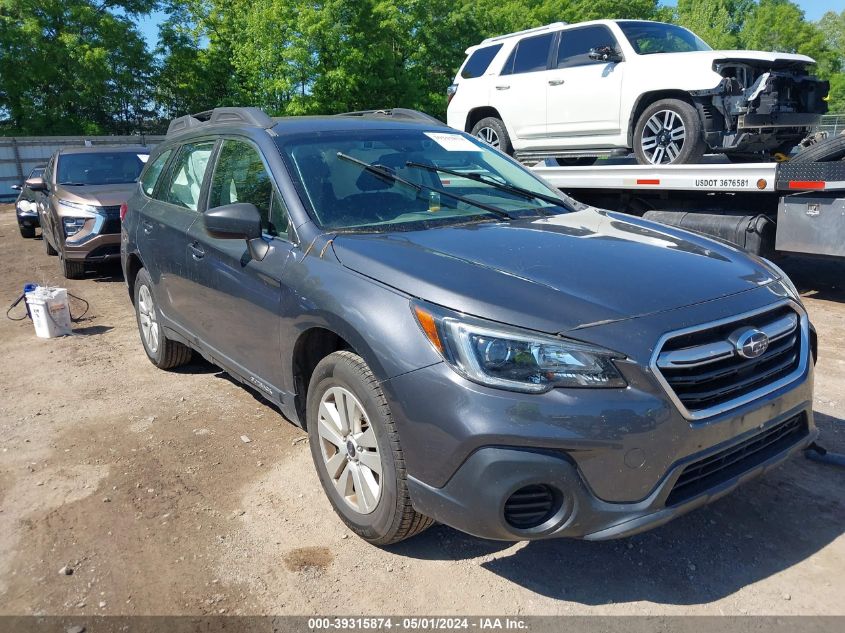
{"left": 634, "top": 99, "right": 705, "bottom": 165}
{"left": 471, "top": 117, "right": 513, "bottom": 156}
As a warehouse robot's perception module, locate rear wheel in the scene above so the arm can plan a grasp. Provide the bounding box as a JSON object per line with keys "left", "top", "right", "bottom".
{"left": 634, "top": 98, "right": 705, "bottom": 165}
{"left": 19, "top": 225, "right": 36, "bottom": 239}
{"left": 471, "top": 116, "right": 513, "bottom": 156}
{"left": 307, "top": 351, "right": 432, "bottom": 545}
{"left": 133, "top": 267, "right": 193, "bottom": 369}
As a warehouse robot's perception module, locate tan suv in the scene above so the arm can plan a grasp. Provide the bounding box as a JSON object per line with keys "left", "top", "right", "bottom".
{"left": 29, "top": 146, "right": 149, "bottom": 278}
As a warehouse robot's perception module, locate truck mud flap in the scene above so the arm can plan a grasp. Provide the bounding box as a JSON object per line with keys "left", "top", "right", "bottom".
{"left": 643, "top": 211, "right": 776, "bottom": 258}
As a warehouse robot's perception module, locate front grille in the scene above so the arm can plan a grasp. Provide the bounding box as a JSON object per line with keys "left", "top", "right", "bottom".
{"left": 503, "top": 484, "right": 558, "bottom": 530}
{"left": 100, "top": 205, "right": 122, "bottom": 234}
{"left": 666, "top": 413, "right": 807, "bottom": 506}
{"left": 655, "top": 304, "right": 803, "bottom": 416}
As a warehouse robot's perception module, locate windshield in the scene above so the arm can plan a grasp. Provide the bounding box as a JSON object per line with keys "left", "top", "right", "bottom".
{"left": 618, "top": 21, "right": 712, "bottom": 55}
{"left": 56, "top": 152, "right": 147, "bottom": 186}
{"left": 277, "top": 129, "right": 571, "bottom": 232}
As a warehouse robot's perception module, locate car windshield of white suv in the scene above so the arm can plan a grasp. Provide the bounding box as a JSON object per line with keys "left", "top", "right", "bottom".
{"left": 57, "top": 152, "right": 147, "bottom": 186}
{"left": 278, "top": 129, "right": 572, "bottom": 232}
{"left": 618, "top": 21, "right": 711, "bottom": 55}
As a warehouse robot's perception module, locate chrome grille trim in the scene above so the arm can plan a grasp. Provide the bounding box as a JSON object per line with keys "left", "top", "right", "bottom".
{"left": 656, "top": 311, "right": 799, "bottom": 370}
{"left": 650, "top": 300, "right": 809, "bottom": 420}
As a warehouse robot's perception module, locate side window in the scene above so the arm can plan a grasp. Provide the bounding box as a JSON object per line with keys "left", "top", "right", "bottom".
{"left": 209, "top": 140, "right": 285, "bottom": 236}
{"left": 163, "top": 142, "right": 214, "bottom": 211}
{"left": 270, "top": 190, "right": 291, "bottom": 239}
{"left": 501, "top": 33, "right": 554, "bottom": 75}
{"left": 140, "top": 149, "right": 172, "bottom": 197}
{"left": 556, "top": 26, "right": 619, "bottom": 69}
{"left": 461, "top": 44, "right": 503, "bottom": 79}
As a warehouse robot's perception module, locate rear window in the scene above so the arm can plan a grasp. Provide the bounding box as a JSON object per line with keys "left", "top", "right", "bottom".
{"left": 461, "top": 44, "right": 503, "bottom": 79}
{"left": 501, "top": 33, "right": 554, "bottom": 75}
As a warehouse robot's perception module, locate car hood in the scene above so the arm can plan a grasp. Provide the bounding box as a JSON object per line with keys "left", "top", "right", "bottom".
{"left": 650, "top": 49, "right": 815, "bottom": 68}
{"left": 53, "top": 183, "right": 136, "bottom": 208}
{"left": 331, "top": 209, "right": 778, "bottom": 334}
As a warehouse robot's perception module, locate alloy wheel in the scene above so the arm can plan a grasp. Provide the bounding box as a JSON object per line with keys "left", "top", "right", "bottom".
{"left": 641, "top": 109, "right": 686, "bottom": 164}
{"left": 137, "top": 285, "right": 160, "bottom": 354}
{"left": 316, "top": 386, "right": 382, "bottom": 514}
{"left": 476, "top": 126, "right": 500, "bottom": 148}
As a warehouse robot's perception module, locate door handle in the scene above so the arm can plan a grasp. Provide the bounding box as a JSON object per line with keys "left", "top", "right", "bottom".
{"left": 548, "top": 79, "right": 565, "bottom": 86}
{"left": 141, "top": 220, "right": 154, "bottom": 234}
{"left": 189, "top": 242, "right": 205, "bottom": 260}
{"left": 495, "top": 85, "right": 510, "bottom": 90}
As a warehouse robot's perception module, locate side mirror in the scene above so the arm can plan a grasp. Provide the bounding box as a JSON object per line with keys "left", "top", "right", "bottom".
{"left": 11, "top": 184, "right": 22, "bottom": 191}
{"left": 204, "top": 203, "right": 269, "bottom": 261}
{"left": 589, "top": 46, "right": 622, "bottom": 63}
{"left": 25, "top": 177, "right": 48, "bottom": 192}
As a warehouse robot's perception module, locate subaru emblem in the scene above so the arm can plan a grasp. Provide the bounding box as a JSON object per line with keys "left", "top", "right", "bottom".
{"left": 734, "top": 328, "right": 769, "bottom": 359}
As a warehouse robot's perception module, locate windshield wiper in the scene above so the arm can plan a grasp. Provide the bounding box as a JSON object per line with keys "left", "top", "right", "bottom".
{"left": 406, "top": 161, "right": 570, "bottom": 211}
{"left": 336, "top": 152, "right": 514, "bottom": 220}
{"left": 59, "top": 182, "right": 87, "bottom": 186}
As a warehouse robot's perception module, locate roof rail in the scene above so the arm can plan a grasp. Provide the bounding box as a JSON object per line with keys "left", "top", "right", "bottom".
{"left": 481, "top": 22, "right": 567, "bottom": 44}
{"left": 336, "top": 108, "right": 444, "bottom": 125}
{"left": 166, "top": 107, "right": 275, "bottom": 137}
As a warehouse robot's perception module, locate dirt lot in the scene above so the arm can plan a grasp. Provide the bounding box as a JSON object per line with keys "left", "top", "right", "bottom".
{"left": 0, "top": 203, "right": 843, "bottom": 616}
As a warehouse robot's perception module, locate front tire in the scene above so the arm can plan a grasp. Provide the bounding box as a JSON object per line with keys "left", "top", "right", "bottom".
{"left": 634, "top": 98, "right": 705, "bottom": 165}
{"left": 307, "top": 351, "right": 432, "bottom": 545}
{"left": 60, "top": 252, "right": 86, "bottom": 279}
{"left": 133, "top": 267, "right": 192, "bottom": 369}
{"left": 19, "top": 225, "right": 36, "bottom": 239}
{"left": 44, "top": 233, "right": 58, "bottom": 256}
{"left": 471, "top": 116, "right": 514, "bottom": 156}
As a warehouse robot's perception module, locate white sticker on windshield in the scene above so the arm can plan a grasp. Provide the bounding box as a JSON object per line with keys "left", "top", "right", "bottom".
{"left": 138, "top": 154, "right": 150, "bottom": 163}
{"left": 424, "top": 132, "right": 480, "bottom": 152}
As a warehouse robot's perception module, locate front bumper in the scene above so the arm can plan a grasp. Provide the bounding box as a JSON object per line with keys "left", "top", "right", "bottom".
{"left": 64, "top": 230, "right": 121, "bottom": 263}
{"left": 16, "top": 204, "right": 39, "bottom": 228}
{"left": 407, "top": 406, "right": 815, "bottom": 541}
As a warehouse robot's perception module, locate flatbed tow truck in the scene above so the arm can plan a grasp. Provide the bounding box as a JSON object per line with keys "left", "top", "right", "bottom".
{"left": 531, "top": 155, "right": 845, "bottom": 260}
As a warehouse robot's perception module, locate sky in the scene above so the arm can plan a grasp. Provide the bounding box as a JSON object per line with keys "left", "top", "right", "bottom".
{"left": 135, "top": 1, "right": 845, "bottom": 48}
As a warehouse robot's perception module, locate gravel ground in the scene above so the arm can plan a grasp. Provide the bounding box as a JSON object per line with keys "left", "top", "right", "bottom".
{"left": 0, "top": 203, "right": 843, "bottom": 616}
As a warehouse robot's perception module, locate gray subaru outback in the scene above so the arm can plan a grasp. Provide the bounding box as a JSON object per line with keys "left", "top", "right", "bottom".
{"left": 122, "top": 107, "right": 817, "bottom": 545}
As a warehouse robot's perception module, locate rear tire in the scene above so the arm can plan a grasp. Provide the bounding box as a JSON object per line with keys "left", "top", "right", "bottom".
{"left": 307, "top": 351, "right": 432, "bottom": 545}
{"left": 19, "top": 225, "right": 36, "bottom": 239}
{"left": 133, "top": 267, "right": 192, "bottom": 370}
{"left": 634, "top": 98, "right": 706, "bottom": 165}
{"left": 471, "top": 116, "right": 514, "bottom": 156}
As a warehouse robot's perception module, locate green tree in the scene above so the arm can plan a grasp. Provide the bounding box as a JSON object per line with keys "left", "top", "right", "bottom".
{"left": 676, "top": 0, "right": 754, "bottom": 49}
{"left": 740, "top": 0, "right": 836, "bottom": 78}
{"left": 0, "top": 0, "right": 157, "bottom": 134}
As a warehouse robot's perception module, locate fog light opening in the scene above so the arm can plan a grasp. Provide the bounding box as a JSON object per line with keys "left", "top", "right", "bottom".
{"left": 503, "top": 484, "right": 562, "bottom": 530}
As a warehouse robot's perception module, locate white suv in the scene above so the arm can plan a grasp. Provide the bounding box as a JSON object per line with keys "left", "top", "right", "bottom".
{"left": 446, "top": 20, "right": 828, "bottom": 165}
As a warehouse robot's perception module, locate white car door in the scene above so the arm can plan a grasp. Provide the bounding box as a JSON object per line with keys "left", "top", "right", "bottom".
{"left": 490, "top": 32, "right": 555, "bottom": 142}
{"left": 545, "top": 25, "right": 625, "bottom": 138}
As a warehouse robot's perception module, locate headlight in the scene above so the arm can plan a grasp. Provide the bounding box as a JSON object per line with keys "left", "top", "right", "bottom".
{"left": 58, "top": 199, "right": 99, "bottom": 213}
{"left": 63, "top": 217, "right": 87, "bottom": 236}
{"left": 762, "top": 258, "right": 801, "bottom": 304}
{"left": 413, "top": 302, "right": 627, "bottom": 393}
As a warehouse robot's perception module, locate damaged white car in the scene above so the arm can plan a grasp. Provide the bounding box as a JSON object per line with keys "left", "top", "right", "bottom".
{"left": 447, "top": 19, "right": 828, "bottom": 165}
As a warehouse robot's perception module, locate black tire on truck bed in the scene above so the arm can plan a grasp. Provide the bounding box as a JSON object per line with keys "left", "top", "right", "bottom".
{"left": 792, "top": 135, "right": 845, "bottom": 163}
